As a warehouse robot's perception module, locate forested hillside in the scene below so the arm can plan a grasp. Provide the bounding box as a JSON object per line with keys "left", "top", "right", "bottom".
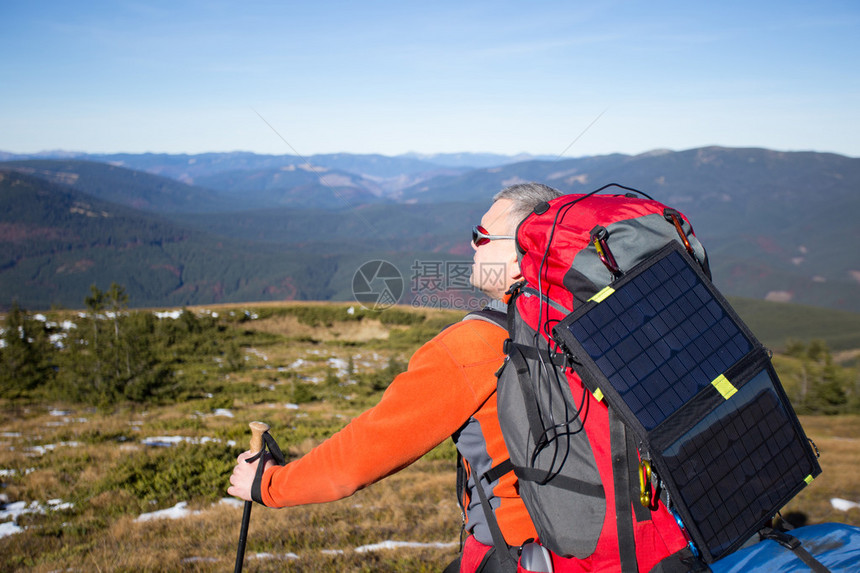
{"left": 1, "top": 146, "right": 858, "bottom": 312}
{"left": 0, "top": 171, "right": 339, "bottom": 308}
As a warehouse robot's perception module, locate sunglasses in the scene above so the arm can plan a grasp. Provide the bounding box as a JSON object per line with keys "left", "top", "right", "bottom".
{"left": 472, "top": 224, "right": 515, "bottom": 247}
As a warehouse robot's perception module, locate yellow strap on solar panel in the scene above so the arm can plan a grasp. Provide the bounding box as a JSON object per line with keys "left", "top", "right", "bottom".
{"left": 589, "top": 286, "right": 615, "bottom": 303}
{"left": 712, "top": 374, "right": 738, "bottom": 400}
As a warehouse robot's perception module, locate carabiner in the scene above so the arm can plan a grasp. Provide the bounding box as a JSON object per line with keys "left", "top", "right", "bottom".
{"left": 639, "top": 459, "right": 652, "bottom": 507}
{"left": 590, "top": 225, "right": 622, "bottom": 277}
{"left": 664, "top": 208, "right": 695, "bottom": 256}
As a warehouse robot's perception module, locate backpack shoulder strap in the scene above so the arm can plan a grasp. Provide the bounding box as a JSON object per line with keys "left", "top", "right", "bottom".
{"left": 459, "top": 306, "right": 519, "bottom": 570}
{"left": 462, "top": 307, "right": 507, "bottom": 328}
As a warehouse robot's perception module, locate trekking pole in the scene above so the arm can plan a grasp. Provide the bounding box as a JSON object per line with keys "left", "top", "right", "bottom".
{"left": 234, "top": 421, "right": 269, "bottom": 573}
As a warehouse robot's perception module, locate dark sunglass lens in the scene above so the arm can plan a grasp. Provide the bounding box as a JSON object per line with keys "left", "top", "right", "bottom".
{"left": 472, "top": 225, "right": 490, "bottom": 246}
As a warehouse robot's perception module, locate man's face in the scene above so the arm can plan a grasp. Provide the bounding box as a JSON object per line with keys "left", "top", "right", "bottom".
{"left": 470, "top": 198, "right": 520, "bottom": 301}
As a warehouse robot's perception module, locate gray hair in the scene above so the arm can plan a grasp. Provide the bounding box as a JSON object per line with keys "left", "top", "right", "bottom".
{"left": 493, "top": 182, "right": 563, "bottom": 231}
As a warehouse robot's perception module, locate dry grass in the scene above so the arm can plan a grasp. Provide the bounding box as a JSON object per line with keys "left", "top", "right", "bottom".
{"left": 0, "top": 401, "right": 462, "bottom": 572}
{"left": 2, "top": 304, "right": 859, "bottom": 571}
{"left": 780, "top": 416, "right": 860, "bottom": 526}
{"left": 249, "top": 314, "right": 393, "bottom": 342}
{"left": 0, "top": 307, "right": 464, "bottom": 572}
{"left": 5, "top": 407, "right": 857, "bottom": 572}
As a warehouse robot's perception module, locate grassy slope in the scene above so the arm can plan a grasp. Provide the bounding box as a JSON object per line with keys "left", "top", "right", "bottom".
{"left": 0, "top": 302, "right": 857, "bottom": 572}
{"left": 729, "top": 297, "right": 860, "bottom": 352}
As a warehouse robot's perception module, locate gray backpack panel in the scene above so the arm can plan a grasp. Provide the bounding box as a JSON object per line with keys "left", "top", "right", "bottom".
{"left": 496, "top": 308, "right": 605, "bottom": 558}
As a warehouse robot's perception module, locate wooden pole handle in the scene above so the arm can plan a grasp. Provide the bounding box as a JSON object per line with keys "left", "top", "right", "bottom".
{"left": 248, "top": 421, "right": 270, "bottom": 454}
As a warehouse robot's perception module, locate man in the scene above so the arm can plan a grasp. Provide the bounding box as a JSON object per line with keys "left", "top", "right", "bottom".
{"left": 228, "top": 183, "right": 563, "bottom": 572}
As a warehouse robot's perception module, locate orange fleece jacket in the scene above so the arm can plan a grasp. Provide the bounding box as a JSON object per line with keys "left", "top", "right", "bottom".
{"left": 258, "top": 317, "right": 536, "bottom": 545}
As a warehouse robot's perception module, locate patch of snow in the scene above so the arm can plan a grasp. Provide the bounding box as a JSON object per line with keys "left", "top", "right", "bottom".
{"left": 47, "top": 499, "right": 74, "bottom": 511}
{"left": 0, "top": 498, "right": 74, "bottom": 537}
{"left": 0, "top": 468, "right": 35, "bottom": 477}
{"left": 764, "top": 290, "right": 793, "bottom": 303}
{"left": 219, "top": 497, "right": 244, "bottom": 509}
{"left": 327, "top": 357, "right": 349, "bottom": 377}
{"left": 49, "top": 333, "right": 67, "bottom": 348}
{"left": 213, "top": 409, "right": 234, "bottom": 418}
{"left": 49, "top": 409, "right": 71, "bottom": 417}
{"left": 0, "top": 521, "right": 24, "bottom": 538}
{"left": 141, "top": 435, "right": 221, "bottom": 447}
{"left": 0, "top": 500, "right": 39, "bottom": 521}
{"left": 154, "top": 310, "right": 183, "bottom": 320}
{"left": 246, "top": 348, "right": 268, "bottom": 361}
{"left": 831, "top": 498, "right": 860, "bottom": 511}
{"left": 250, "top": 552, "right": 300, "bottom": 560}
{"left": 355, "top": 540, "right": 459, "bottom": 552}
{"left": 135, "top": 501, "right": 201, "bottom": 522}
{"left": 285, "top": 403, "right": 300, "bottom": 410}
{"left": 27, "top": 442, "right": 81, "bottom": 456}
{"left": 181, "top": 557, "right": 218, "bottom": 564}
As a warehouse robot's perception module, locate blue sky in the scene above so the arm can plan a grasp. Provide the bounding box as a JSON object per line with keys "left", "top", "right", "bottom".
{"left": 1, "top": 1, "right": 858, "bottom": 158}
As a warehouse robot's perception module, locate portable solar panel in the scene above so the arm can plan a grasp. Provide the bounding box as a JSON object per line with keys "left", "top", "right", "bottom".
{"left": 553, "top": 241, "right": 821, "bottom": 563}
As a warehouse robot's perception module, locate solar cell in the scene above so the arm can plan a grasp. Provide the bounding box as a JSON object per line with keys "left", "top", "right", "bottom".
{"left": 554, "top": 243, "right": 821, "bottom": 561}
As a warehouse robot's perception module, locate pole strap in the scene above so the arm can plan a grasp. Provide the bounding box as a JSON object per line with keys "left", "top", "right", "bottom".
{"left": 249, "top": 432, "right": 287, "bottom": 505}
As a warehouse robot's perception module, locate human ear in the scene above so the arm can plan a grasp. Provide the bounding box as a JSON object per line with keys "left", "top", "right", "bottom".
{"left": 506, "top": 248, "right": 523, "bottom": 283}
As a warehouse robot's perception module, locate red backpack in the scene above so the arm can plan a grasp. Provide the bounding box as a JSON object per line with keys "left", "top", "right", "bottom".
{"left": 496, "top": 186, "right": 820, "bottom": 572}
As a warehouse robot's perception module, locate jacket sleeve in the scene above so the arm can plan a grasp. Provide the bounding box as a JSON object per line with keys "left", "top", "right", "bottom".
{"left": 259, "top": 319, "right": 507, "bottom": 508}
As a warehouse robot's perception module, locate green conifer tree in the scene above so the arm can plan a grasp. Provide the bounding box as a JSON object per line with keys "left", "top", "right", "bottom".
{"left": 0, "top": 301, "right": 54, "bottom": 398}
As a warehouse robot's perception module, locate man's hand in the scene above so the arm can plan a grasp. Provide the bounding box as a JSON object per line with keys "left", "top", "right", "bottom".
{"left": 228, "top": 451, "right": 274, "bottom": 501}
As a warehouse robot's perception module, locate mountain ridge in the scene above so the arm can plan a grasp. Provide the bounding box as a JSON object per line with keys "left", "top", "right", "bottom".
{"left": 1, "top": 146, "right": 858, "bottom": 312}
